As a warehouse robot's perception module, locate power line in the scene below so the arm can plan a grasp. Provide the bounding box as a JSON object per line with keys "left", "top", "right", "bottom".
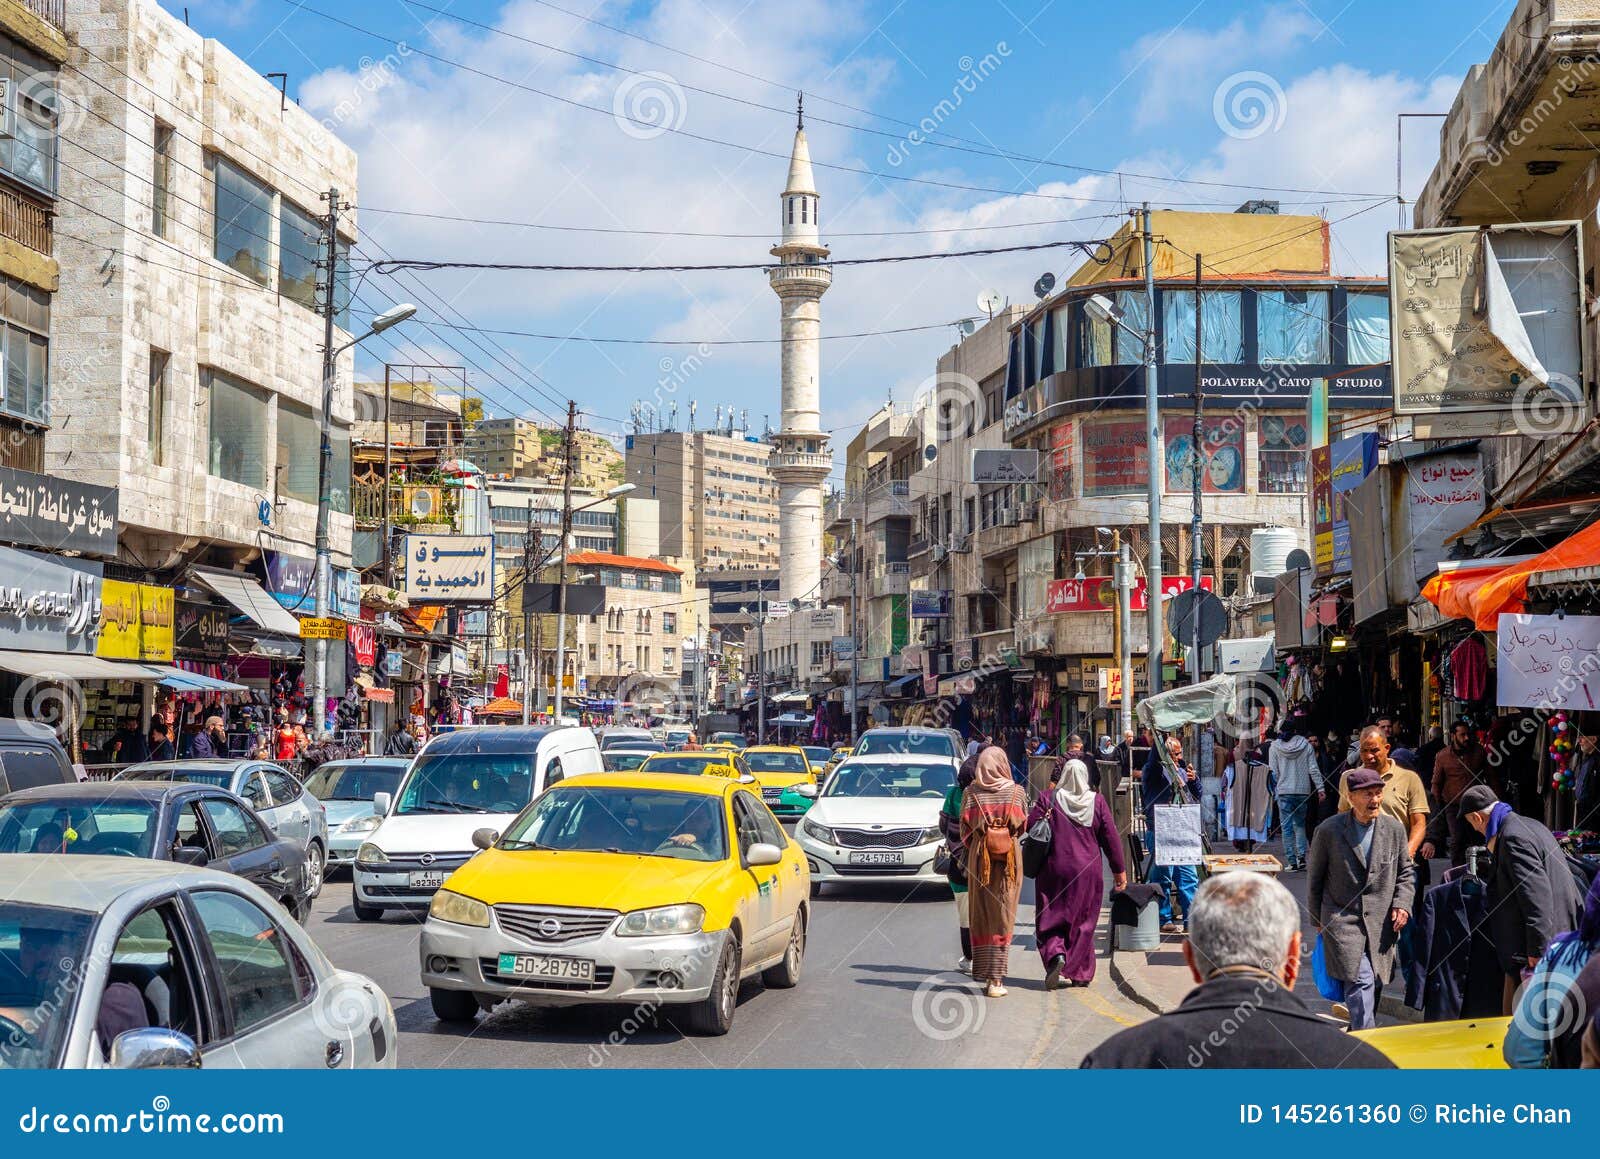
{"left": 401, "top": 317, "right": 984, "bottom": 346}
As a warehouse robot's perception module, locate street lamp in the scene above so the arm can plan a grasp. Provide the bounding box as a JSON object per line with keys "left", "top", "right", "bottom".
{"left": 312, "top": 302, "right": 416, "bottom": 734}
{"left": 553, "top": 483, "right": 636, "bottom": 722}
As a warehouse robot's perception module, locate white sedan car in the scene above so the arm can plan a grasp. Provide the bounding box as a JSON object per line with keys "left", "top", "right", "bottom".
{"left": 0, "top": 856, "right": 396, "bottom": 1069}
{"left": 793, "top": 753, "right": 958, "bottom": 894}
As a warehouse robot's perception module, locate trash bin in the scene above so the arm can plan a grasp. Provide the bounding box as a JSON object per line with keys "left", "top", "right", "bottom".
{"left": 1111, "top": 885, "right": 1162, "bottom": 951}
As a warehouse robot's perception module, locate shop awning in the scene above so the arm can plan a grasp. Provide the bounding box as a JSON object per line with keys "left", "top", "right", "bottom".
{"left": 885, "top": 673, "right": 922, "bottom": 697}
{"left": 191, "top": 570, "right": 303, "bottom": 637}
{"left": 1420, "top": 556, "right": 1537, "bottom": 624}
{"left": 772, "top": 712, "right": 814, "bottom": 726}
{"left": 229, "top": 630, "right": 303, "bottom": 660}
{"left": 0, "top": 651, "right": 164, "bottom": 682}
{"left": 143, "top": 666, "right": 247, "bottom": 693}
{"left": 774, "top": 690, "right": 811, "bottom": 705}
{"left": 1470, "top": 519, "right": 1600, "bottom": 629}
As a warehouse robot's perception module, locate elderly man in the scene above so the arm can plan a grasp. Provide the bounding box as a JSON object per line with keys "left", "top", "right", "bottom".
{"left": 1459, "top": 784, "right": 1584, "bottom": 1013}
{"left": 1143, "top": 735, "right": 1201, "bottom": 933}
{"left": 1082, "top": 873, "right": 1394, "bottom": 1068}
{"left": 1308, "top": 765, "right": 1415, "bottom": 1030}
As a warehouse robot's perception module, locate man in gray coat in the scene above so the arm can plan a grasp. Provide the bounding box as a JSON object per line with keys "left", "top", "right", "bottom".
{"left": 1308, "top": 765, "right": 1415, "bottom": 1029}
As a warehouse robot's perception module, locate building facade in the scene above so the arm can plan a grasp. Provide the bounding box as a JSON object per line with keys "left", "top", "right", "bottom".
{"left": 466, "top": 416, "right": 542, "bottom": 477}
{"left": 625, "top": 426, "right": 779, "bottom": 572}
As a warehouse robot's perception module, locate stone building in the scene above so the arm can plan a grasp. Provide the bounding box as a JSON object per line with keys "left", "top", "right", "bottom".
{"left": 625, "top": 425, "right": 779, "bottom": 572}
{"left": 466, "top": 416, "right": 541, "bottom": 477}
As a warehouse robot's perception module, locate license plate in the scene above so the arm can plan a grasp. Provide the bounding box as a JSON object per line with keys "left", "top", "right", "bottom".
{"left": 409, "top": 870, "right": 446, "bottom": 889}
{"left": 497, "top": 953, "right": 596, "bottom": 981}
{"left": 848, "top": 851, "right": 904, "bottom": 865}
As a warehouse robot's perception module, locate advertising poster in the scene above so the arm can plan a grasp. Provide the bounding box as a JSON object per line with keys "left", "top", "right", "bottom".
{"left": 1163, "top": 416, "right": 1246, "bottom": 494}
{"left": 1081, "top": 418, "right": 1147, "bottom": 495}
{"left": 1046, "top": 575, "right": 1212, "bottom": 613}
{"left": 1311, "top": 445, "right": 1333, "bottom": 570}
{"left": 1047, "top": 420, "right": 1074, "bottom": 501}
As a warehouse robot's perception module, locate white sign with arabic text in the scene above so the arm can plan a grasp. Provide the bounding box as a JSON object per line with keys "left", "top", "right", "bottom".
{"left": 402, "top": 534, "right": 494, "bottom": 602}
{"left": 1496, "top": 613, "right": 1600, "bottom": 710}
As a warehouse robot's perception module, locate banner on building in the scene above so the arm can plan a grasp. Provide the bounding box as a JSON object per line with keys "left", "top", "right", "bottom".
{"left": 0, "top": 546, "right": 103, "bottom": 655}
{"left": 0, "top": 467, "right": 118, "bottom": 556}
{"left": 263, "top": 551, "right": 362, "bottom": 618}
{"left": 349, "top": 622, "right": 377, "bottom": 668}
{"left": 831, "top": 635, "right": 855, "bottom": 662}
{"left": 909, "top": 589, "right": 948, "bottom": 618}
{"left": 97, "top": 581, "right": 172, "bottom": 662}
{"left": 1046, "top": 575, "right": 1212, "bottom": 614}
{"left": 1389, "top": 223, "right": 1587, "bottom": 438}
{"left": 1496, "top": 613, "right": 1600, "bottom": 710}
{"left": 403, "top": 535, "right": 494, "bottom": 602}
{"left": 1080, "top": 418, "right": 1148, "bottom": 495}
{"left": 1312, "top": 432, "right": 1377, "bottom": 575}
{"left": 970, "top": 449, "right": 1040, "bottom": 485}
{"left": 175, "top": 601, "right": 230, "bottom": 660}
{"left": 1163, "top": 416, "right": 1247, "bottom": 494}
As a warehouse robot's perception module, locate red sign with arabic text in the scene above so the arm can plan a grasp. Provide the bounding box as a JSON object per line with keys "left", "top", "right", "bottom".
{"left": 348, "top": 622, "right": 377, "bottom": 667}
{"left": 1046, "top": 575, "right": 1213, "bottom": 614}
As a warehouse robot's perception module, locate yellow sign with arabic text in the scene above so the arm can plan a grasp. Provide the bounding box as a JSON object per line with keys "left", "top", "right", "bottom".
{"left": 97, "top": 582, "right": 175, "bottom": 662}
{"left": 298, "top": 616, "right": 348, "bottom": 640}
{"left": 139, "top": 584, "right": 173, "bottom": 661}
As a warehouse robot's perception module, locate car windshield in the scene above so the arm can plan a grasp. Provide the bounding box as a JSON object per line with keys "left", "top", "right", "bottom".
{"left": 603, "top": 752, "right": 653, "bottom": 771}
{"left": 395, "top": 753, "right": 535, "bottom": 816}
{"left": 803, "top": 747, "right": 831, "bottom": 765}
{"left": 121, "top": 765, "right": 232, "bottom": 789}
{"left": 499, "top": 787, "right": 728, "bottom": 861}
{"left": 825, "top": 761, "right": 955, "bottom": 799}
{"left": 0, "top": 800, "right": 159, "bottom": 858}
{"left": 745, "top": 751, "right": 806, "bottom": 774}
{"left": 598, "top": 733, "right": 653, "bottom": 751}
{"left": 666, "top": 731, "right": 692, "bottom": 744}
{"left": 0, "top": 903, "right": 95, "bottom": 1069}
{"left": 641, "top": 754, "right": 727, "bottom": 775}
{"left": 303, "top": 762, "right": 405, "bottom": 802}
{"left": 709, "top": 733, "right": 743, "bottom": 746}
{"left": 854, "top": 731, "right": 957, "bottom": 758}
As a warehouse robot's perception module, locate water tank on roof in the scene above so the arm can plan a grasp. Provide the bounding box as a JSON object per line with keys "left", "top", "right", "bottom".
{"left": 1249, "top": 526, "right": 1299, "bottom": 592}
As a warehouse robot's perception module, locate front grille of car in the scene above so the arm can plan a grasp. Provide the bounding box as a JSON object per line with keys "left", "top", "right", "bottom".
{"left": 834, "top": 864, "right": 922, "bottom": 876}
{"left": 495, "top": 904, "right": 618, "bottom": 945}
{"left": 478, "top": 958, "right": 615, "bottom": 991}
{"left": 375, "top": 854, "right": 472, "bottom": 871}
{"left": 832, "top": 827, "right": 926, "bottom": 849}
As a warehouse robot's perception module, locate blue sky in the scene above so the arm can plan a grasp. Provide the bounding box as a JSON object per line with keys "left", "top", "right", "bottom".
{"left": 170, "top": 0, "right": 1518, "bottom": 473}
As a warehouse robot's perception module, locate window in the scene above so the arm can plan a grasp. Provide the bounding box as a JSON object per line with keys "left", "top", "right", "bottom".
{"left": 1258, "top": 413, "right": 1309, "bottom": 494}
{"left": 811, "top": 640, "right": 827, "bottom": 667}
{"left": 212, "top": 156, "right": 273, "bottom": 285}
{"left": 152, "top": 123, "right": 174, "bottom": 236}
{"left": 1162, "top": 290, "right": 1244, "bottom": 363}
{"left": 801, "top": 197, "right": 808, "bottom": 224}
{"left": 1078, "top": 290, "right": 1147, "bottom": 367}
{"left": 544, "top": 757, "right": 564, "bottom": 788}
{"left": 262, "top": 769, "right": 300, "bottom": 806}
{"left": 148, "top": 348, "right": 169, "bottom": 464}
{"left": 109, "top": 906, "right": 199, "bottom": 1045}
{"left": 278, "top": 200, "right": 321, "bottom": 312}
{"left": 662, "top": 647, "right": 675, "bottom": 670}
{"left": 787, "top": 197, "right": 794, "bottom": 225}
{"left": 206, "top": 371, "right": 268, "bottom": 488}
{"left": 190, "top": 891, "right": 307, "bottom": 1034}
{"left": 731, "top": 794, "right": 765, "bottom": 858}
{"left": 662, "top": 612, "right": 676, "bottom": 634}
{"left": 1346, "top": 291, "right": 1390, "bottom": 363}
{"left": 1258, "top": 289, "right": 1329, "bottom": 363}
{"left": 0, "top": 274, "right": 48, "bottom": 424}
{"left": 199, "top": 798, "right": 266, "bottom": 857}
{"left": 0, "top": 747, "right": 65, "bottom": 792}
{"left": 240, "top": 772, "right": 270, "bottom": 812}
{"left": 587, "top": 643, "right": 598, "bottom": 661}
{"left": 0, "top": 42, "right": 58, "bottom": 192}
{"left": 276, "top": 397, "right": 318, "bottom": 504}
{"left": 330, "top": 422, "right": 351, "bottom": 515}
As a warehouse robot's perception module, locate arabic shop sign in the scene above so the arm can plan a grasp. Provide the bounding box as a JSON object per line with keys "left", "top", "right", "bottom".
{"left": 0, "top": 467, "right": 118, "bottom": 557}
{"left": 402, "top": 534, "right": 494, "bottom": 602}
{"left": 0, "top": 545, "right": 103, "bottom": 654}
{"left": 97, "top": 581, "right": 174, "bottom": 662}
{"left": 263, "top": 551, "right": 361, "bottom": 618}
{"left": 175, "top": 601, "right": 230, "bottom": 660}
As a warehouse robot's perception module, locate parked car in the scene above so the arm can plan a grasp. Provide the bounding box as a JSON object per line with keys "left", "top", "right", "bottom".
{"left": 0, "top": 855, "right": 396, "bottom": 1068}
{"left": 0, "top": 781, "right": 315, "bottom": 920}
{"left": 1350, "top": 1017, "right": 1512, "bottom": 1068}
{"left": 852, "top": 726, "right": 965, "bottom": 761}
{"left": 116, "top": 760, "right": 329, "bottom": 893}
{"left": 0, "top": 719, "right": 75, "bottom": 794}
{"left": 352, "top": 726, "right": 604, "bottom": 921}
{"left": 419, "top": 771, "right": 808, "bottom": 1035}
{"left": 301, "top": 757, "right": 410, "bottom": 872}
{"left": 792, "top": 754, "right": 958, "bottom": 896}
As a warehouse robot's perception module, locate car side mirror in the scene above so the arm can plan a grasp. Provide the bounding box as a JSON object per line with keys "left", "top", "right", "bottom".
{"left": 110, "top": 1027, "right": 202, "bottom": 1069}
{"left": 746, "top": 842, "right": 783, "bottom": 868}
{"left": 172, "top": 846, "right": 208, "bottom": 867}
{"left": 471, "top": 828, "right": 499, "bottom": 851}
{"left": 373, "top": 792, "right": 392, "bottom": 816}
{"left": 794, "top": 784, "right": 818, "bottom": 799}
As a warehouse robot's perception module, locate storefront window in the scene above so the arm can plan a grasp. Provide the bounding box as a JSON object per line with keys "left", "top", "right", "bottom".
{"left": 1162, "top": 290, "right": 1244, "bottom": 363}
{"left": 1258, "top": 288, "right": 1329, "bottom": 363}
{"left": 1258, "top": 412, "right": 1309, "bottom": 494}
{"left": 0, "top": 274, "right": 48, "bottom": 424}
{"left": 207, "top": 371, "right": 269, "bottom": 488}
{"left": 1346, "top": 291, "right": 1390, "bottom": 363}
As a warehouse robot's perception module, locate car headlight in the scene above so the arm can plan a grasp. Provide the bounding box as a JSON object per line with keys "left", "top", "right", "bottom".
{"left": 800, "top": 817, "right": 835, "bottom": 844}
{"left": 616, "top": 904, "right": 704, "bottom": 937}
{"left": 428, "top": 889, "right": 490, "bottom": 927}
{"left": 917, "top": 826, "right": 942, "bottom": 844}
{"left": 342, "top": 814, "right": 383, "bottom": 835}
{"left": 356, "top": 842, "right": 388, "bottom": 864}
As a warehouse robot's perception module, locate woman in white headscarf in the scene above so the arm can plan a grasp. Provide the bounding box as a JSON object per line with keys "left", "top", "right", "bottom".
{"left": 1025, "top": 757, "right": 1127, "bottom": 990}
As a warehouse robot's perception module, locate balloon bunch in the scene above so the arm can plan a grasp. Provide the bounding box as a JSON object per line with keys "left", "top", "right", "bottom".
{"left": 1550, "top": 712, "right": 1575, "bottom": 791}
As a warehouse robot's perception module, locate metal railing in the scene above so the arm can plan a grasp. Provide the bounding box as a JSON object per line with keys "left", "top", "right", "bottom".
{"left": 0, "top": 186, "right": 51, "bottom": 255}
{"left": 22, "top": 0, "right": 65, "bottom": 30}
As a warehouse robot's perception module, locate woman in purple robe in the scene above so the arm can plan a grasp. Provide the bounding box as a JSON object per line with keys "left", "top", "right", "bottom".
{"left": 1026, "top": 757, "right": 1126, "bottom": 989}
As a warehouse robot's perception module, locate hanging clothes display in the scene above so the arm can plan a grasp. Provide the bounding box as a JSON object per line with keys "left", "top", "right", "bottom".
{"left": 1449, "top": 635, "right": 1488, "bottom": 702}
{"left": 1413, "top": 871, "right": 1502, "bottom": 1022}
{"left": 1224, "top": 754, "right": 1272, "bottom": 843}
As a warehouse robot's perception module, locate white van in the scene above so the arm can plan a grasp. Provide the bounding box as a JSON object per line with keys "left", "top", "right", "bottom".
{"left": 351, "top": 726, "right": 603, "bottom": 921}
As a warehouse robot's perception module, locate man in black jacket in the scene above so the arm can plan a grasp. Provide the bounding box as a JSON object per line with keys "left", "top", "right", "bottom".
{"left": 1460, "top": 784, "right": 1584, "bottom": 1013}
{"left": 1082, "top": 872, "right": 1394, "bottom": 1068}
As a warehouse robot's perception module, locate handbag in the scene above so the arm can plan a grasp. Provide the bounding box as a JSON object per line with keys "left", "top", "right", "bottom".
{"left": 1311, "top": 933, "right": 1345, "bottom": 1003}
{"left": 933, "top": 844, "right": 953, "bottom": 875}
{"left": 1021, "top": 816, "right": 1053, "bottom": 879}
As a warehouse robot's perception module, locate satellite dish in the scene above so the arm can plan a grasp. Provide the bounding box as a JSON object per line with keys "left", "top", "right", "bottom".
{"left": 1033, "top": 272, "right": 1056, "bottom": 300}
{"left": 1284, "top": 548, "right": 1312, "bottom": 572}
{"left": 957, "top": 319, "right": 976, "bottom": 337}
{"left": 977, "top": 289, "right": 1005, "bottom": 319}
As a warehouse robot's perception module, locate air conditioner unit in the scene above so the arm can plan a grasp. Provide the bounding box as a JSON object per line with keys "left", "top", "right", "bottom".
{"left": 403, "top": 485, "right": 442, "bottom": 520}
{"left": 1019, "top": 503, "right": 1038, "bottom": 523}
{"left": 950, "top": 534, "right": 971, "bottom": 554}
{"left": 930, "top": 544, "right": 948, "bottom": 562}
{"left": 1000, "top": 506, "right": 1019, "bottom": 527}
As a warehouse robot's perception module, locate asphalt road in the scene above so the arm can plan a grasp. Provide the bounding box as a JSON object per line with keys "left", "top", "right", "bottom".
{"left": 304, "top": 848, "right": 1151, "bottom": 1069}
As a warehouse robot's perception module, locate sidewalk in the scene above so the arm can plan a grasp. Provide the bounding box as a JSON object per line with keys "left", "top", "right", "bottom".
{"left": 1106, "top": 836, "right": 1424, "bottom": 1027}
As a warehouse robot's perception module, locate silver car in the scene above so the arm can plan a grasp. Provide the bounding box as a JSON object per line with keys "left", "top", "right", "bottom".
{"left": 300, "top": 757, "right": 410, "bottom": 871}
{"left": 0, "top": 855, "right": 396, "bottom": 1068}
{"left": 117, "top": 760, "right": 330, "bottom": 892}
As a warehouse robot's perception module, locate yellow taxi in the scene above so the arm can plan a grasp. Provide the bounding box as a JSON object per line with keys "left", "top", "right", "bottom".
{"left": 639, "top": 750, "right": 750, "bottom": 779}
{"left": 739, "top": 745, "right": 817, "bottom": 818}
{"left": 418, "top": 771, "right": 809, "bottom": 1036}
{"left": 1349, "top": 1017, "right": 1511, "bottom": 1069}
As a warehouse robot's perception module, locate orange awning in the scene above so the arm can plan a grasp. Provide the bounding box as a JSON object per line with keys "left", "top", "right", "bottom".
{"left": 1421, "top": 562, "right": 1517, "bottom": 624}
{"left": 1469, "top": 519, "right": 1600, "bottom": 630}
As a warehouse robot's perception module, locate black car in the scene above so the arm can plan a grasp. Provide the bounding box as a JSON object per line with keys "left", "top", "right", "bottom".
{"left": 0, "top": 781, "right": 314, "bottom": 922}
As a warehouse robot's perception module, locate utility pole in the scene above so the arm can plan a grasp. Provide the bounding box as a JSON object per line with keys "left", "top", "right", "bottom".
{"left": 520, "top": 511, "right": 542, "bottom": 725}
{"left": 1191, "top": 252, "right": 1204, "bottom": 686}
{"left": 312, "top": 186, "right": 342, "bottom": 735}
{"left": 553, "top": 400, "right": 577, "bottom": 722}
{"left": 1116, "top": 537, "right": 1134, "bottom": 739}
{"left": 381, "top": 363, "right": 393, "bottom": 588}
{"left": 756, "top": 602, "right": 767, "bottom": 744}
{"left": 849, "top": 519, "right": 860, "bottom": 744}
{"left": 1141, "top": 202, "right": 1163, "bottom": 699}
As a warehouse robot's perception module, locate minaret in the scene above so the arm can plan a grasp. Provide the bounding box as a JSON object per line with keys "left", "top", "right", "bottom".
{"left": 768, "top": 95, "right": 832, "bottom": 606}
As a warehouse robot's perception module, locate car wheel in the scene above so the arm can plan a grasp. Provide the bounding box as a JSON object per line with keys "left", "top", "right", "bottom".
{"left": 762, "top": 911, "right": 805, "bottom": 989}
{"left": 429, "top": 987, "right": 480, "bottom": 1024}
{"left": 305, "top": 842, "right": 326, "bottom": 897}
{"left": 810, "top": 880, "right": 824, "bottom": 900}
{"left": 288, "top": 893, "right": 312, "bottom": 924}
{"left": 352, "top": 888, "right": 383, "bottom": 923}
{"left": 683, "top": 935, "right": 740, "bottom": 1036}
